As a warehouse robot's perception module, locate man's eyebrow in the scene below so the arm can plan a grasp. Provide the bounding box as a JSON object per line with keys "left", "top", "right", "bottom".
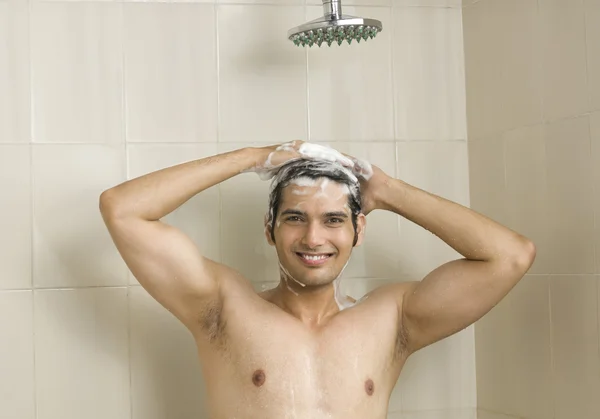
{"left": 324, "top": 211, "right": 348, "bottom": 218}
{"left": 279, "top": 209, "right": 349, "bottom": 218}
{"left": 281, "top": 209, "right": 306, "bottom": 216}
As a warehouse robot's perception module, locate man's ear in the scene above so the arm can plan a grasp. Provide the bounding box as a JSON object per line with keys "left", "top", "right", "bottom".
{"left": 264, "top": 214, "right": 275, "bottom": 246}
{"left": 353, "top": 213, "right": 367, "bottom": 247}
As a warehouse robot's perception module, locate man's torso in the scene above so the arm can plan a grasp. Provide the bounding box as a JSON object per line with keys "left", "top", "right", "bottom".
{"left": 192, "top": 278, "right": 410, "bottom": 419}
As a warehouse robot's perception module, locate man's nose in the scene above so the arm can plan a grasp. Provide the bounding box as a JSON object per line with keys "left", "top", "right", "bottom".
{"left": 301, "top": 222, "right": 327, "bottom": 249}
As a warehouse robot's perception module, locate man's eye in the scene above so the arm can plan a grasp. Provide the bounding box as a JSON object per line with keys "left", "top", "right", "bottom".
{"left": 287, "top": 216, "right": 302, "bottom": 222}
{"left": 328, "top": 218, "right": 344, "bottom": 223}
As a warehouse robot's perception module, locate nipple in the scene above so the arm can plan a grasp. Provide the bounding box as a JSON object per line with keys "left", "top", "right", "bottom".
{"left": 365, "top": 379, "right": 375, "bottom": 396}
{"left": 252, "top": 369, "right": 266, "bottom": 387}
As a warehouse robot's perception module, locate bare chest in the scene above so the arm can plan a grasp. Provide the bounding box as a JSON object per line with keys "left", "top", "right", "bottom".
{"left": 197, "top": 298, "right": 405, "bottom": 418}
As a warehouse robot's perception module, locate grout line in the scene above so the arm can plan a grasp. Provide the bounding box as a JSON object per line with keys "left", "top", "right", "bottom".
{"left": 126, "top": 286, "right": 133, "bottom": 419}
{"left": 582, "top": 0, "right": 592, "bottom": 113}
{"left": 536, "top": 0, "right": 547, "bottom": 124}
{"left": 1, "top": 138, "right": 472, "bottom": 146}
{"left": 215, "top": 3, "right": 221, "bottom": 144}
{"left": 548, "top": 276, "right": 557, "bottom": 419}
{"left": 121, "top": 3, "right": 129, "bottom": 182}
{"left": 305, "top": 3, "right": 310, "bottom": 141}
{"left": 26, "top": 0, "right": 38, "bottom": 414}
{"left": 12, "top": 285, "right": 130, "bottom": 292}
{"left": 215, "top": 4, "right": 224, "bottom": 264}
{"left": 597, "top": 277, "right": 600, "bottom": 395}
{"left": 119, "top": 5, "right": 134, "bottom": 419}
{"left": 390, "top": 3, "right": 398, "bottom": 148}
{"left": 588, "top": 117, "right": 598, "bottom": 277}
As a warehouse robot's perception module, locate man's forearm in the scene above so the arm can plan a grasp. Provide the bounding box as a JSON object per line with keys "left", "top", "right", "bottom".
{"left": 100, "top": 147, "right": 260, "bottom": 221}
{"left": 375, "top": 177, "right": 533, "bottom": 264}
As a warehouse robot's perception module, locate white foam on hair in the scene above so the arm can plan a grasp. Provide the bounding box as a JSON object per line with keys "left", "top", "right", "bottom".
{"left": 270, "top": 161, "right": 358, "bottom": 195}
{"left": 334, "top": 183, "right": 351, "bottom": 200}
{"left": 290, "top": 176, "right": 318, "bottom": 187}
{"left": 297, "top": 142, "right": 354, "bottom": 167}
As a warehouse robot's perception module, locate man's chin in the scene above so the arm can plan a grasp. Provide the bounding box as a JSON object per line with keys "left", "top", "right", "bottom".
{"left": 283, "top": 267, "right": 339, "bottom": 288}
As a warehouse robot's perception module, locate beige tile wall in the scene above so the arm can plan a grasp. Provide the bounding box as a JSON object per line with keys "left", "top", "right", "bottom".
{"left": 464, "top": 0, "right": 600, "bottom": 418}
{"left": 0, "top": 0, "right": 473, "bottom": 418}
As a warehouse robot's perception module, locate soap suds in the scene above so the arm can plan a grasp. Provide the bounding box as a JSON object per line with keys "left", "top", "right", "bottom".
{"left": 332, "top": 260, "right": 352, "bottom": 311}
{"left": 290, "top": 176, "right": 318, "bottom": 188}
{"left": 246, "top": 141, "right": 373, "bottom": 183}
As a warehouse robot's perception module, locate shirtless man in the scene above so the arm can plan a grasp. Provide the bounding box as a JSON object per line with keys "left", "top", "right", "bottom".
{"left": 99, "top": 140, "right": 535, "bottom": 419}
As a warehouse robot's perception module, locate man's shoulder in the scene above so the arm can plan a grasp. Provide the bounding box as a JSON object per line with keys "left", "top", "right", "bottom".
{"left": 359, "top": 280, "right": 420, "bottom": 312}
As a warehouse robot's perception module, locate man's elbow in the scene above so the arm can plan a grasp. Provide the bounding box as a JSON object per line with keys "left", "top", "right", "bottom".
{"left": 99, "top": 189, "right": 123, "bottom": 220}
{"left": 509, "top": 238, "right": 536, "bottom": 274}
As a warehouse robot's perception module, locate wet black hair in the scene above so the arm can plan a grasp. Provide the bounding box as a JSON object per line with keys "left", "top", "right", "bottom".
{"left": 266, "top": 159, "right": 362, "bottom": 246}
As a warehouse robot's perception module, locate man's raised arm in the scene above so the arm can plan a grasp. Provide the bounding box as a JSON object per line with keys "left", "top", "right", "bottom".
{"left": 99, "top": 147, "right": 264, "bottom": 333}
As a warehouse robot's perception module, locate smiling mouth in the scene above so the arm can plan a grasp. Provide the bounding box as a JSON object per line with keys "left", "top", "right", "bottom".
{"left": 295, "top": 252, "right": 334, "bottom": 265}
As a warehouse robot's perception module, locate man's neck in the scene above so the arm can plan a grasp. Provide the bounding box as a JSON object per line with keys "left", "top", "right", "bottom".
{"left": 270, "top": 282, "right": 342, "bottom": 328}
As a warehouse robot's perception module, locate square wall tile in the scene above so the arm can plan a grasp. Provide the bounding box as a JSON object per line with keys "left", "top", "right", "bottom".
{"left": 491, "top": 0, "right": 542, "bottom": 130}
{"left": 331, "top": 142, "right": 400, "bottom": 279}
{"left": 0, "top": 291, "right": 34, "bottom": 419}
{"left": 463, "top": 0, "right": 542, "bottom": 139}
{"left": 0, "top": 145, "right": 31, "bottom": 289}
{"left": 504, "top": 276, "right": 553, "bottom": 419}
{"left": 0, "top": 0, "right": 30, "bottom": 143}
{"left": 467, "top": 136, "right": 508, "bottom": 226}
{"left": 33, "top": 145, "right": 128, "bottom": 288}
{"left": 124, "top": 4, "right": 217, "bottom": 143}
{"left": 127, "top": 143, "right": 221, "bottom": 284}
{"left": 544, "top": 116, "right": 595, "bottom": 274}
{"left": 218, "top": 5, "right": 307, "bottom": 143}
{"left": 397, "top": 326, "right": 475, "bottom": 410}
{"left": 129, "top": 286, "right": 207, "bottom": 419}
{"left": 217, "top": 143, "right": 280, "bottom": 282}
{"left": 30, "top": 2, "right": 124, "bottom": 144}
{"left": 539, "top": 0, "right": 589, "bottom": 120}
{"left": 587, "top": 0, "right": 600, "bottom": 111}
{"left": 307, "top": 6, "right": 394, "bottom": 142}
{"left": 475, "top": 275, "right": 553, "bottom": 419}
{"left": 591, "top": 112, "right": 600, "bottom": 273}
{"left": 475, "top": 276, "right": 517, "bottom": 414}
{"left": 504, "top": 124, "right": 551, "bottom": 274}
{"left": 393, "top": 7, "right": 466, "bottom": 141}
{"left": 34, "top": 288, "right": 130, "bottom": 419}
{"left": 396, "top": 141, "right": 470, "bottom": 277}
{"left": 550, "top": 275, "right": 600, "bottom": 419}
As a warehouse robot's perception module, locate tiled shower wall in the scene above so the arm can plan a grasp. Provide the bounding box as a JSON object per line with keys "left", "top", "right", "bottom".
{"left": 463, "top": 1, "right": 600, "bottom": 419}
{"left": 1, "top": 0, "right": 474, "bottom": 418}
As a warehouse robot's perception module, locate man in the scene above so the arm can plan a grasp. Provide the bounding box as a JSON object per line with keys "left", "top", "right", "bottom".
{"left": 99, "top": 140, "right": 535, "bottom": 419}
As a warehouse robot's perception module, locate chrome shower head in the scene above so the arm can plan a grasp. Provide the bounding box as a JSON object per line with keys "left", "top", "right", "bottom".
{"left": 287, "top": 0, "right": 382, "bottom": 47}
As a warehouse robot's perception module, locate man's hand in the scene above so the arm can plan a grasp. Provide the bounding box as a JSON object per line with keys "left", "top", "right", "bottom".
{"left": 355, "top": 163, "right": 390, "bottom": 216}
{"left": 250, "top": 140, "right": 355, "bottom": 179}
{"left": 339, "top": 153, "right": 391, "bottom": 216}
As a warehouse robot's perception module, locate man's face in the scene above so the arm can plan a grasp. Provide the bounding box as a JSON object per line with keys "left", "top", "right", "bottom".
{"left": 266, "top": 178, "right": 366, "bottom": 287}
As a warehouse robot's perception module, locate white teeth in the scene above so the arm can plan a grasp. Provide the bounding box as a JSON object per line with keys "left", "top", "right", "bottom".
{"left": 301, "top": 254, "right": 329, "bottom": 261}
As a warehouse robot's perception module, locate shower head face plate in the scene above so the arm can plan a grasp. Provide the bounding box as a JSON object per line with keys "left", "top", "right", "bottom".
{"left": 287, "top": 15, "right": 382, "bottom": 47}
